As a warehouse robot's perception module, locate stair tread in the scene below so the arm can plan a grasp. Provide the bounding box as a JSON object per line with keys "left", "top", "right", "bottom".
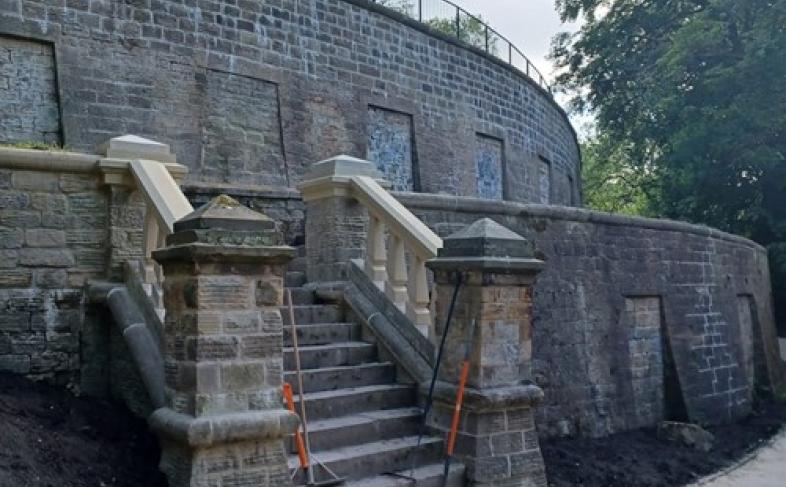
{"left": 303, "top": 407, "right": 422, "bottom": 433}
{"left": 343, "top": 463, "right": 466, "bottom": 486}
{"left": 294, "top": 383, "right": 413, "bottom": 402}
{"left": 283, "top": 341, "right": 373, "bottom": 352}
{"left": 285, "top": 361, "right": 393, "bottom": 373}
{"left": 286, "top": 322, "right": 356, "bottom": 327}
{"left": 287, "top": 435, "right": 442, "bottom": 468}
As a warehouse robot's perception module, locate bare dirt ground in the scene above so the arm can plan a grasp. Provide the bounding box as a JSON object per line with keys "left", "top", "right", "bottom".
{"left": 542, "top": 400, "right": 786, "bottom": 487}
{"left": 0, "top": 372, "right": 166, "bottom": 487}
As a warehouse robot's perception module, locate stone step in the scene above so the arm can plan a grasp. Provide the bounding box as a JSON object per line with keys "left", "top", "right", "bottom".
{"left": 281, "top": 304, "right": 343, "bottom": 326}
{"left": 288, "top": 255, "right": 308, "bottom": 273}
{"left": 284, "top": 341, "right": 377, "bottom": 370}
{"left": 286, "top": 286, "right": 315, "bottom": 305}
{"left": 284, "top": 322, "right": 360, "bottom": 346}
{"left": 293, "top": 384, "right": 416, "bottom": 421}
{"left": 344, "top": 462, "right": 466, "bottom": 487}
{"left": 287, "top": 407, "right": 421, "bottom": 453}
{"left": 285, "top": 362, "right": 396, "bottom": 394}
{"left": 285, "top": 270, "right": 307, "bottom": 288}
{"left": 289, "top": 435, "right": 444, "bottom": 482}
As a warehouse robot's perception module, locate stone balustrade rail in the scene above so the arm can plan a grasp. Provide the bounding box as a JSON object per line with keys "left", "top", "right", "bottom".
{"left": 299, "top": 155, "right": 443, "bottom": 338}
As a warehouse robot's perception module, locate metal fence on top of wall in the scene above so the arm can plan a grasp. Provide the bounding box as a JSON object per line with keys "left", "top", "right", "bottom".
{"left": 371, "top": 0, "right": 552, "bottom": 94}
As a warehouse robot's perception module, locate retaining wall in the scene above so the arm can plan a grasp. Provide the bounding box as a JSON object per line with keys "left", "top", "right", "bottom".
{"left": 397, "top": 193, "right": 784, "bottom": 438}
{"left": 0, "top": 147, "right": 148, "bottom": 397}
{"left": 0, "top": 0, "right": 580, "bottom": 204}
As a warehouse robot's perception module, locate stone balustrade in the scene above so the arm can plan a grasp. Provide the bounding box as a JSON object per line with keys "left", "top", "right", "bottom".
{"left": 299, "top": 155, "right": 443, "bottom": 338}
{"left": 96, "top": 136, "right": 193, "bottom": 312}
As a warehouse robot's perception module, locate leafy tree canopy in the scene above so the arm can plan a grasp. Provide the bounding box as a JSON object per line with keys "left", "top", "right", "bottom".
{"left": 554, "top": 0, "right": 786, "bottom": 245}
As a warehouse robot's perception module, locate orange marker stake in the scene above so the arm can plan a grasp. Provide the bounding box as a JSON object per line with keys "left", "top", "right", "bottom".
{"left": 283, "top": 382, "right": 309, "bottom": 471}
{"left": 442, "top": 318, "right": 476, "bottom": 487}
{"left": 446, "top": 359, "right": 470, "bottom": 456}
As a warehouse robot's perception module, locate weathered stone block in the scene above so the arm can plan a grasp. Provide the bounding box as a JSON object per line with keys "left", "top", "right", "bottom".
{"left": 0, "top": 355, "right": 31, "bottom": 373}
{"left": 0, "top": 228, "right": 23, "bottom": 249}
{"left": 188, "top": 336, "right": 239, "bottom": 361}
{"left": 0, "top": 210, "right": 41, "bottom": 228}
{"left": 12, "top": 171, "right": 59, "bottom": 191}
{"left": 0, "top": 312, "right": 29, "bottom": 331}
{"left": 220, "top": 362, "right": 266, "bottom": 391}
{"left": 0, "top": 268, "right": 31, "bottom": 287}
{"left": 25, "top": 229, "right": 66, "bottom": 247}
{"left": 19, "top": 248, "right": 75, "bottom": 267}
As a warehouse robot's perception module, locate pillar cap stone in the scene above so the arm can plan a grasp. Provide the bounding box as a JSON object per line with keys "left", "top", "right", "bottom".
{"left": 153, "top": 195, "right": 294, "bottom": 264}
{"left": 297, "top": 155, "right": 391, "bottom": 201}
{"left": 303, "top": 154, "right": 382, "bottom": 181}
{"left": 174, "top": 194, "right": 274, "bottom": 233}
{"left": 427, "top": 218, "right": 544, "bottom": 273}
{"left": 98, "top": 134, "right": 176, "bottom": 163}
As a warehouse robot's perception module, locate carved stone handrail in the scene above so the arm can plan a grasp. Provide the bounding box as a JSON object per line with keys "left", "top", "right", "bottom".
{"left": 98, "top": 136, "right": 194, "bottom": 303}
{"left": 299, "top": 155, "right": 443, "bottom": 338}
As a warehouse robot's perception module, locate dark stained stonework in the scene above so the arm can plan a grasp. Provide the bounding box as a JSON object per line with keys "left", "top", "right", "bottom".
{"left": 399, "top": 193, "right": 785, "bottom": 439}
{"left": 0, "top": 36, "right": 61, "bottom": 145}
{"left": 0, "top": 0, "right": 580, "bottom": 204}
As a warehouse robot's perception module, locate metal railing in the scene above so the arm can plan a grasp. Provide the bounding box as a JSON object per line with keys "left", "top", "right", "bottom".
{"left": 370, "top": 0, "right": 551, "bottom": 94}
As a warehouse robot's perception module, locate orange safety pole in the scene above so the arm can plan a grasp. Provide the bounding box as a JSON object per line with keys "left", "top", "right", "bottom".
{"left": 442, "top": 318, "right": 476, "bottom": 487}
{"left": 446, "top": 359, "right": 470, "bottom": 456}
{"left": 283, "top": 382, "right": 309, "bottom": 470}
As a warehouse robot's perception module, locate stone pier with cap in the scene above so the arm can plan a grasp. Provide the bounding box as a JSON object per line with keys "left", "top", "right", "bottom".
{"left": 149, "top": 195, "right": 297, "bottom": 487}
{"left": 426, "top": 218, "right": 547, "bottom": 487}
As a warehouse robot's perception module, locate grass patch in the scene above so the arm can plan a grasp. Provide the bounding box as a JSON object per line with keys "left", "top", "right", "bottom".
{"left": 0, "top": 141, "right": 66, "bottom": 151}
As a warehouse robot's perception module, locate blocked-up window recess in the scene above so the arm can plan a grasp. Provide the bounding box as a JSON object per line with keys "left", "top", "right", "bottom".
{"left": 200, "top": 70, "right": 286, "bottom": 186}
{"left": 0, "top": 36, "right": 61, "bottom": 145}
{"left": 475, "top": 134, "right": 504, "bottom": 200}
{"left": 737, "top": 295, "right": 768, "bottom": 392}
{"left": 366, "top": 106, "right": 416, "bottom": 191}
{"left": 537, "top": 155, "right": 551, "bottom": 204}
{"left": 624, "top": 296, "right": 687, "bottom": 425}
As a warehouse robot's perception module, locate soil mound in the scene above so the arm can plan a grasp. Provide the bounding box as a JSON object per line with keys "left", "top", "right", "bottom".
{"left": 0, "top": 373, "right": 166, "bottom": 487}
{"left": 542, "top": 400, "right": 786, "bottom": 486}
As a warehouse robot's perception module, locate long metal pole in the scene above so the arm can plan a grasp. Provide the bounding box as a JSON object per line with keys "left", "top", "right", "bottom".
{"left": 288, "top": 289, "right": 316, "bottom": 485}
{"left": 409, "top": 272, "right": 463, "bottom": 475}
{"left": 442, "top": 318, "right": 476, "bottom": 487}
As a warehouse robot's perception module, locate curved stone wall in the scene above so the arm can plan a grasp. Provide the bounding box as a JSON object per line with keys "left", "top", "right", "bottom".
{"left": 0, "top": 0, "right": 580, "bottom": 204}
{"left": 397, "top": 193, "right": 784, "bottom": 439}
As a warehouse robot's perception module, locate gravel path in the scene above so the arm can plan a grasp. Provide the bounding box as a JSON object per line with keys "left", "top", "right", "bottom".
{"left": 695, "top": 429, "right": 786, "bottom": 487}
{"left": 696, "top": 339, "right": 786, "bottom": 487}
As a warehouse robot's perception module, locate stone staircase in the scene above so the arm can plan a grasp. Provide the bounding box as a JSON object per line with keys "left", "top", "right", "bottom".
{"left": 282, "top": 254, "right": 465, "bottom": 486}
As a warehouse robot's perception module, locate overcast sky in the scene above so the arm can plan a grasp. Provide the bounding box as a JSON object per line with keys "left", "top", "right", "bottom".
{"left": 451, "top": 0, "right": 591, "bottom": 134}
{"left": 454, "top": 0, "right": 579, "bottom": 80}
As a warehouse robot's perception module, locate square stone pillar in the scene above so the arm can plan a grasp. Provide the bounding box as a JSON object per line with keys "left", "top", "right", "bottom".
{"left": 427, "top": 218, "right": 547, "bottom": 487}
{"left": 150, "top": 195, "right": 297, "bottom": 487}
{"left": 297, "top": 155, "right": 384, "bottom": 284}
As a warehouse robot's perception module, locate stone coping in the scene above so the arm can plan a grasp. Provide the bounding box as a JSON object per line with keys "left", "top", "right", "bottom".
{"left": 183, "top": 182, "right": 301, "bottom": 201}
{"left": 150, "top": 407, "right": 298, "bottom": 448}
{"left": 0, "top": 146, "right": 187, "bottom": 179}
{"left": 396, "top": 192, "right": 766, "bottom": 253}
{"left": 153, "top": 244, "right": 295, "bottom": 264}
{"left": 0, "top": 146, "right": 99, "bottom": 172}
{"left": 427, "top": 256, "right": 545, "bottom": 273}
{"left": 427, "top": 380, "right": 545, "bottom": 409}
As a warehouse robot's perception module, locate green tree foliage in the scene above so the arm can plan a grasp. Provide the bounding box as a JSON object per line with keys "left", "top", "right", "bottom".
{"left": 374, "top": 1, "right": 497, "bottom": 54}
{"left": 553, "top": 0, "right": 786, "bottom": 245}
{"left": 581, "top": 134, "right": 655, "bottom": 215}
{"left": 426, "top": 15, "right": 498, "bottom": 54}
